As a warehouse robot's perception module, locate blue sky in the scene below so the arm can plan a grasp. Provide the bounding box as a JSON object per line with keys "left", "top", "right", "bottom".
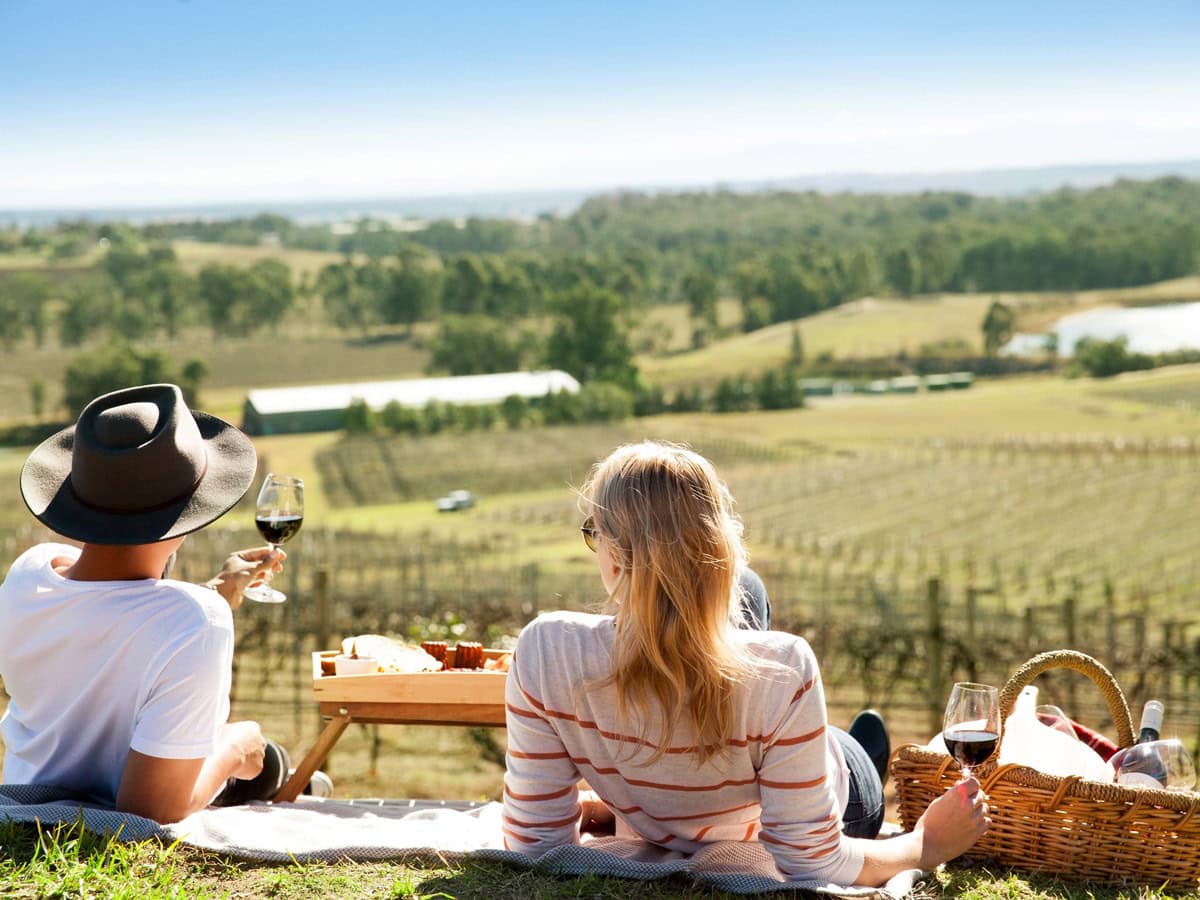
{"left": 2, "top": 0, "right": 1199, "bottom": 207}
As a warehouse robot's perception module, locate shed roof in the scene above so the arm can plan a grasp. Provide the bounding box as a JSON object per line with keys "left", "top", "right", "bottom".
{"left": 246, "top": 369, "right": 581, "bottom": 415}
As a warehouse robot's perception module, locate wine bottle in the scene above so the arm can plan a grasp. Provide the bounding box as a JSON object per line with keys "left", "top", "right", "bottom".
{"left": 1136, "top": 700, "right": 1164, "bottom": 744}
{"left": 1114, "top": 700, "right": 1167, "bottom": 788}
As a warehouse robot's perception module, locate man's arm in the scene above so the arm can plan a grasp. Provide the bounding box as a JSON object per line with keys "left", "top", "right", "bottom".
{"left": 116, "top": 721, "right": 266, "bottom": 824}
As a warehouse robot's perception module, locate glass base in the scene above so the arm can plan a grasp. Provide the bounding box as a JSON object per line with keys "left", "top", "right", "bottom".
{"left": 244, "top": 584, "right": 287, "bottom": 604}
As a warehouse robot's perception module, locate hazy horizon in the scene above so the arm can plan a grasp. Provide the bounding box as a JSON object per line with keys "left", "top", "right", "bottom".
{"left": 3, "top": 1, "right": 1199, "bottom": 209}
{"left": 3, "top": 157, "right": 1200, "bottom": 227}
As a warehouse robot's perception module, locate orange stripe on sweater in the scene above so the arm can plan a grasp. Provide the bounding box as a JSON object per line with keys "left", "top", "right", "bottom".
{"left": 501, "top": 828, "right": 539, "bottom": 844}
{"left": 772, "top": 725, "right": 825, "bottom": 747}
{"left": 503, "top": 811, "right": 580, "bottom": 830}
{"left": 759, "top": 773, "right": 826, "bottom": 790}
{"left": 759, "top": 829, "right": 841, "bottom": 853}
{"left": 516, "top": 684, "right": 775, "bottom": 753}
{"left": 507, "top": 749, "right": 571, "bottom": 760}
{"left": 760, "top": 814, "right": 839, "bottom": 835}
{"left": 506, "top": 703, "right": 547, "bottom": 720}
{"left": 503, "top": 784, "right": 574, "bottom": 802}
{"left": 570, "top": 757, "right": 758, "bottom": 792}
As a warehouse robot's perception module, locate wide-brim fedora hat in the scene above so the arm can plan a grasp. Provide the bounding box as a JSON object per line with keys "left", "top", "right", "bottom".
{"left": 21, "top": 383, "right": 257, "bottom": 545}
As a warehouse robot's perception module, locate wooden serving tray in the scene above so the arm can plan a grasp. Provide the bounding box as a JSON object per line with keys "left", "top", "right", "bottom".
{"left": 310, "top": 648, "right": 509, "bottom": 726}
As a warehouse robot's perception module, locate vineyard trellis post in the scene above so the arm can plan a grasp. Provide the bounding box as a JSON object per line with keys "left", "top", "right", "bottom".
{"left": 1062, "top": 589, "right": 1078, "bottom": 713}
{"left": 925, "top": 576, "right": 945, "bottom": 736}
{"left": 315, "top": 569, "right": 331, "bottom": 655}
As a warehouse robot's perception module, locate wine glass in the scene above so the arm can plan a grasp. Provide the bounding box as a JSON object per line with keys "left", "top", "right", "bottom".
{"left": 1036, "top": 704, "right": 1079, "bottom": 740}
{"left": 242, "top": 474, "right": 304, "bottom": 604}
{"left": 943, "top": 682, "right": 1001, "bottom": 780}
{"left": 1117, "top": 738, "right": 1197, "bottom": 791}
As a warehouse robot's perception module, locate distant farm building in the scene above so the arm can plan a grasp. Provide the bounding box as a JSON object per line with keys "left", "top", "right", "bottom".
{"left": 242, "top": 370, "right": 582, "bottom": 436}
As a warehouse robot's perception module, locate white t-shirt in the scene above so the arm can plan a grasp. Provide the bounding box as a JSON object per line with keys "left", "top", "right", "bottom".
{"left": 0, "top": 543, "right": 234, "bottom": 803}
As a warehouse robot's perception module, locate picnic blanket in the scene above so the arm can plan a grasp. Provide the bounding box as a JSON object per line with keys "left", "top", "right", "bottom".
{"left": 0, "top": 785, "right": 918, "bottom": 897}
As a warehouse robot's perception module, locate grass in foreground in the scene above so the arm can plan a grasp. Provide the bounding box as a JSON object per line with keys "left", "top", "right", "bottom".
{"left": 2, "top": 820, "right": 1198, "bottom": 900}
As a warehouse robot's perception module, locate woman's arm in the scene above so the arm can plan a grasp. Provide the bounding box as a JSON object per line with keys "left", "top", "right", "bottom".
{"left": 850, "top": 779, "right": 989, "bottom": 886}
{"left": 501, "top": 637, "right": 584, "bottom": 854}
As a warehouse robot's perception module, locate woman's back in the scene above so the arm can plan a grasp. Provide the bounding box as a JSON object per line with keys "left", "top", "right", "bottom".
{"left": 503, "top": 610, "right": 863, "bottom": 884}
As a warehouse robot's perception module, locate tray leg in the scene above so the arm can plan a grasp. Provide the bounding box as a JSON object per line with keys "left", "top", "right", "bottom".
{"left": 274, "top": 709, "right": 352, "bottom": 803}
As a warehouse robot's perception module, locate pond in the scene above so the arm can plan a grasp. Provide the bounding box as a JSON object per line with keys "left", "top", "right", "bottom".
{"left": 1006, "top": 302, "right": 1200, "bottom": 357}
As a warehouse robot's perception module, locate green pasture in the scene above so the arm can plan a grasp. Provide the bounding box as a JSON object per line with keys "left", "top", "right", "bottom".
{"left": 170, "top": 240, "right": 350, "bottom": 279}
{"left": 640, "top": 279, "right": 1200, "bottom": 390}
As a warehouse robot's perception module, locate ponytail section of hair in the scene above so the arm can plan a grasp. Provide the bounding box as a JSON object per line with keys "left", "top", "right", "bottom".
{"left": 586, "top": 441, "right": 753, "bottom": 765}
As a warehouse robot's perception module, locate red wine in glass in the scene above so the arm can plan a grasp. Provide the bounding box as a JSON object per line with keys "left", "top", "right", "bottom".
{"left": 943, "top": 730, "right": 1000, "bottom": 770}
{"left": 244, "top": 474, "right": 304, "bottom": 604}
{"left": 256, "top": 515, "right": 303, "bottom": 545}
{"left": 943, "top": 682, "right": 1000, "bottom": 779}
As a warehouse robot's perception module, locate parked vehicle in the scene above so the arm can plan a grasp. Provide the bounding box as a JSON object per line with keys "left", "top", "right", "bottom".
{"left": 436, "top": 489, "right": 476, "bottom": 512}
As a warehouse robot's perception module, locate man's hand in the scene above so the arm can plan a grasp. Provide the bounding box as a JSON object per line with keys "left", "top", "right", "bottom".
{"left": 220, "top": 720, "right": 267, "bottom": 780}
{"left": 205, "top": 547, "right": 285, "bottom": 610}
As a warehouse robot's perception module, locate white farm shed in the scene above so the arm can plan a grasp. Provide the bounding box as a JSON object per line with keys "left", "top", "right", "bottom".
{"left": 242, "top": 370, "right": 581, "bottom": 435}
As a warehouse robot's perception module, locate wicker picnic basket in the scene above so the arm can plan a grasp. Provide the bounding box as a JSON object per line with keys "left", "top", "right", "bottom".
{"left": 891, "top": 650, "right": 1200, "bottom": 886}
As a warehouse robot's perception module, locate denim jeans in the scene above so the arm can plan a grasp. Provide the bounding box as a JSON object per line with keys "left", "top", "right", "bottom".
{"left": 832, "top": 726, "right": 884, "bottom": 838}
{"left": 738, "top": 571, "right": 880, "bottom": 837}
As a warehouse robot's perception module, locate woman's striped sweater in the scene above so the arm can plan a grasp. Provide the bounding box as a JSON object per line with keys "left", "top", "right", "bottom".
{"left": 502, "top": 610, "right": 863, "bottom": 884}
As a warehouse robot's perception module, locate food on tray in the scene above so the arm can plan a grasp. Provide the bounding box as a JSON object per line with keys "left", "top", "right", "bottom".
{"left": 323, "top": 635, "right": 514, "bottom": 676}
{"left": 420, "top": 640, "right": 448, "bottom": 664}
{"left": 333, "top": 654, "right": 379, "bottom": 676}
{"left": 484, "top": 653, "right": 512, "bottom": 672}
{"left": 455, "top": 641, "right": 484, "bottom": 669}
{"left": 340, "top": 634, "right": 441, "bottom": 673}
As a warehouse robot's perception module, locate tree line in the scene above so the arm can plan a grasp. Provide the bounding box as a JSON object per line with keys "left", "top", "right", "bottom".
{"left": 0, "top": 243, "right": 294, "bottom": 350}
{"left": 1, "top": 176, "right": 1196, "bottom": 424}
{"left": 5, "top": 177, "right": 1196, "bottom": 338}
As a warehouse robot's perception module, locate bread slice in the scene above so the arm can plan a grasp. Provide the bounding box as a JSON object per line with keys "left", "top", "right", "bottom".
{"left": 341, "top": 634, "right": 441, "bottom": 673}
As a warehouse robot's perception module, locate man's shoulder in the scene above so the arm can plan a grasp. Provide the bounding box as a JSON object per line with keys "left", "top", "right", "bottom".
{"left": 7, "top": 542, "right": 75, "bottom": 572}
{"left": 150, "top": 580, "right": 234, "bottom": 631}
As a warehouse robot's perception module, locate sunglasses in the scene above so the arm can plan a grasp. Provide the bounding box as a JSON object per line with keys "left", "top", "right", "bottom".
{"left": 580, "top": 515, "right": 598, "bottom": 552}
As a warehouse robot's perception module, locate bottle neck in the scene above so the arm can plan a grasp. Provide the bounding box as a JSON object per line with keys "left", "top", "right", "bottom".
{"left": 1137, "top": 700, "right": 1164, "bottom": 744}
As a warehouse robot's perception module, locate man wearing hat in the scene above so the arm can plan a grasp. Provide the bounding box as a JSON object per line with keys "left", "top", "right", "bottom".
{"left": 0, "top": 384, "right": 290, "bottom": 823}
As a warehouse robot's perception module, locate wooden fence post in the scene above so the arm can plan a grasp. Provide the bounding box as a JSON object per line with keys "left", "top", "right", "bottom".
{"left": 925, "top": 577, "right": 945, "bottom": 737}
{"left": 965, "top": 586, "right": 979, "bottom": 682}
{"left": 1062, "top": 590, "right": 1078, "bottom": 713}
{"left": 314, "top": 569, "right": 331, "bottom": 660}
{"left": 1105, "top": 579, "right": 1117, "bottom": 666}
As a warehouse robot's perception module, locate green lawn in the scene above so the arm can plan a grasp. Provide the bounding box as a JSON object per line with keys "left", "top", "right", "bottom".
{"left": 2, "top": 818, "right": 1194, "bottom": 898}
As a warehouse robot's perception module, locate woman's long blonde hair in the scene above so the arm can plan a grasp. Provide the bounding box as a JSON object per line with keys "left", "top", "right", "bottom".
{"left": 583, "top": 441, "right": 754, "bottom": 763}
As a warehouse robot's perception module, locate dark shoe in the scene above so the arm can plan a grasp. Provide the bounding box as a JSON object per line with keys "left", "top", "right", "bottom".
{"left": 849, "top": 709, "right": 891, "bottom": 785}
{"left": 212, "top": 739, "right": 291, "bottom": 807}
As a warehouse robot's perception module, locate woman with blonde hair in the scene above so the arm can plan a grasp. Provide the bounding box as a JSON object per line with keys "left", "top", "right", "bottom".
{"left": 503, "top": 441, "right": 988, "bottom": 885}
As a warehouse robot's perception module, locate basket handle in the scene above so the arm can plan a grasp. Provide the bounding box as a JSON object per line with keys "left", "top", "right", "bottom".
{"left": 998, "top": 650, "right": 1135, "bottom": 748}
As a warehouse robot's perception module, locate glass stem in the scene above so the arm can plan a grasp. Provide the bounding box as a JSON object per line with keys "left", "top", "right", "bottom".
{"left": 258, "top": 544, "right": 278, "bottom": 587}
